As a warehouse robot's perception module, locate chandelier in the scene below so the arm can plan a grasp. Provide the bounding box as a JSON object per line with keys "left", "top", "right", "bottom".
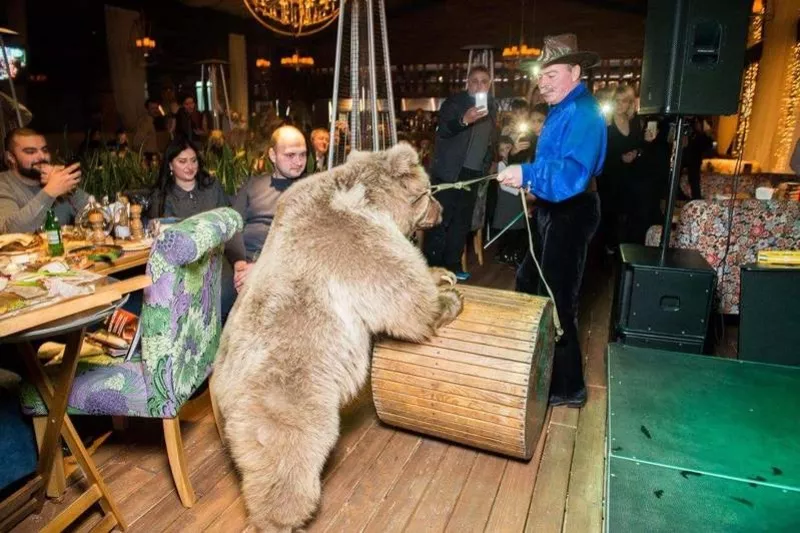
{"left": 244, "top": 0, "right": 340, "bottom": 37}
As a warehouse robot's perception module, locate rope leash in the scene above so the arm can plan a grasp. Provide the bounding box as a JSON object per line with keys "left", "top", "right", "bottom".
{"left": 429, "top": 174, "right": 498, "bottom": 194}
{"left": 427, "top": 173, "right": 564, "bottom": 342}
{"left": 519, "top": 192, "right": 564, "bottom": 341}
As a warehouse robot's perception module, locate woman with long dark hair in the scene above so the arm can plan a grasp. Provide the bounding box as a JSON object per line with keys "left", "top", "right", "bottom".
{"left": 149, "top": 138, "right": 228, "bottom": 219}
{"left": 148, "top": 137, "right": 245, "bottom": 320}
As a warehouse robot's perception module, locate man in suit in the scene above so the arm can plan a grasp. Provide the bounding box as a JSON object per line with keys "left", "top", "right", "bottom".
{"left": 425, "top": 65, "right": 496, "bottom": 280}
{"left": 307, "top": 128, "right": 330, "bottom": 174}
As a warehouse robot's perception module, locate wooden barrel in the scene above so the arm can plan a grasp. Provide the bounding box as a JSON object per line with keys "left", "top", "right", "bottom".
{"left": 371, "top": 285, "right": 554, "bottom": 460}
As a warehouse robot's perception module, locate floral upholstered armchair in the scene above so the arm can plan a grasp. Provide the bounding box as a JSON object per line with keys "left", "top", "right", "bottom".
{"left": 21, "top": 207, "right": 243, "bottom": 507}
{"left": 646, "top": 199, "right": 800, "bottom": 314}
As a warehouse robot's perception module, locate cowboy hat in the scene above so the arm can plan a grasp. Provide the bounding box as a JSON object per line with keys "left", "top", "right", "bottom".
{"left": 537, "top": 34, "right": 600, "bottom": 70}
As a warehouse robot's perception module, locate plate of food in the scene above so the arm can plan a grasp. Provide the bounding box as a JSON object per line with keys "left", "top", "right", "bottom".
{"left": 0, "top": 233, "right": 45, "bottom": 262}
{"left": 117, "top": 238, "right": 153, "bottom": 252}
{"left": 70, "top": 245, "right": 124, "bottom": 263}
{"left": 0, "top": 291, "right": 26, "bottom": 316}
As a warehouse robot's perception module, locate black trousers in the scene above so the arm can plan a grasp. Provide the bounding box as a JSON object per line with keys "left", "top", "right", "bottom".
{"left": 516, "top": 192, "right": 600, "bottom": 397}
{"left": 424, "top": 168, "right": 482, "bottom": 272}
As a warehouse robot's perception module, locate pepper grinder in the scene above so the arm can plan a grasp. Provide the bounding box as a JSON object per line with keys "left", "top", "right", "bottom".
{"left": 88, "top": 210, "right": 107, "bottom": 245}
{"left": 130, "top": 204, "right": 144, "bottom": 240}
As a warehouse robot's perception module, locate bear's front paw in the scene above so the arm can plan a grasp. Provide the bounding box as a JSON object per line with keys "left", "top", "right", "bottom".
{"left": 435, "top": 287, "right": 464, "bottom": 329}
{"left": 429, "top": 267, "right": 457, "bottom": 287}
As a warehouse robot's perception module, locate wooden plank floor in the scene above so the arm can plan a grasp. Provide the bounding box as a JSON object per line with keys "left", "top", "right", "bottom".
{"left": 12, "top": 250, "right": 616, "bottom": 533}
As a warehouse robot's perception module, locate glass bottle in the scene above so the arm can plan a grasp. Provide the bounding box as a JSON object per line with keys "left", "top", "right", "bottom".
{"left": 45, "top": 209, "right": 64, "bottom": 256}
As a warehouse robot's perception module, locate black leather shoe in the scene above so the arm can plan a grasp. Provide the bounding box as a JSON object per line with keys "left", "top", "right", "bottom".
{"left": 549, "top": 388, "right": 587, "bottom": 408}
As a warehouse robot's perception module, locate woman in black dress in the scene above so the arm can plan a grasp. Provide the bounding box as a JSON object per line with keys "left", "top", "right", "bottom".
{"left": 599, "top": 85, "right": 642, "bottom": 253}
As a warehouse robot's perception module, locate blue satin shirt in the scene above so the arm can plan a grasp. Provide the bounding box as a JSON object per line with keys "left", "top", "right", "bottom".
{"left": 521, "top": 83, "right": 607, "bottom": 202}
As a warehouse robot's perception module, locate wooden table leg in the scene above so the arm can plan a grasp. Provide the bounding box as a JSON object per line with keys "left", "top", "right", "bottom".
{"left": 20, "top": 331, "right": 84, "bottom": 512}
{"left": 20, "top": 332, "right": 128, "bottom": 532}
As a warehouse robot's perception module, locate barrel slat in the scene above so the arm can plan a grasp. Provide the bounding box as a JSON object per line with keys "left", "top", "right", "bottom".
{"left": 462, "top": 296, "right": 543, "bottom": 317}
{"left": 373, "top": 398, "right": 524, "bottom": 441}
{"left": 372, "top": 359, "right": 528, "bottom": 398}
{"left": 435, "top": 327, "right": 536, "bottom": 352}
{"left": 455, "top": 311, "right": 536, "bottom": 332}
{"left": 457, "top": 290, "right": 548, "bottom": 315}
{"left": 377, "top": 412, "right": 527, "bottom": 458}
{"left": 372, "top": 379, "right": 525, "bottom": 426}
{"left": 371, "top": 368, "right": 525, "bottom": 409}
{"left": 375, "top": 391, "right": 524, "bottom": 431}
{"left": 384, "top": 335, "right": 532, "bottom": 363}
{"left": 458, "top": 285, "right": 543, "bottom": 303}
{"left": 375, "top": 344, "right": 531, "bottom": 377}
{"left": 378, "top": 400, "right": 525, "bottom": 449}
{"left": 441, "top": 320, "right": 536, "bottom": 342}
{"left": 457, "top": 306, "right": 538, "bottom": 324}
{"left": 375, "top": 349, "right": 529, "bottom": 385}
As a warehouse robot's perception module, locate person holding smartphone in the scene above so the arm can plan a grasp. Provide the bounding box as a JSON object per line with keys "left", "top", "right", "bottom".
{"left": 497, "top": 34, "right": 606, "bottom": 409}
{"left": 0, "top": 127, "right": 87, "bottom": 233}
{"left": 425, "top": 65, "right": 496, "bottom": 281}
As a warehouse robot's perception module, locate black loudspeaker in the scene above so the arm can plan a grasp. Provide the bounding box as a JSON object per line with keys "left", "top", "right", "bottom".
{"left": 738, "top": 264, "right": 800, "bottom": 366}
{"left": 611, "top": 244, "right": 716, "bottom": 354}
{"left": 639, "top": 0, "right": 751, "bottom": 116}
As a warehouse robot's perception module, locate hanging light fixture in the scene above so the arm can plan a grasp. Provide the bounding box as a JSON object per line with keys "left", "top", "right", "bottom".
{"left": 501, "top": 45, "right": 541, "bottom": 60}
{"left": 280, "top": 52, "right": 315, "bottom": 70}
{"left": 131, "top": 11, "right": 156, "bottom": 62}
{"left": 244, "top": 0, "right": 340, "bottom": 38}
{"left": 502, "top": 0, "right": 541, "bottom": 68}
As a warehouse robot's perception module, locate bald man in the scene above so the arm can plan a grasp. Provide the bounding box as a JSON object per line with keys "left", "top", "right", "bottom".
{"left": 229, "top": 125, "right": 308, "bottom": 290}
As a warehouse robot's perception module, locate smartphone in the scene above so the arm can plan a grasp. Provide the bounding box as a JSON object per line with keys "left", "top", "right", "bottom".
{"left": 646, "top": 120, "right": 657, "bottom": 136}
{"left": 516, "top": 122, "right": 530, "bottom": 143}
{"left": 475, "top": 92, "right": 488, "bottom": 111}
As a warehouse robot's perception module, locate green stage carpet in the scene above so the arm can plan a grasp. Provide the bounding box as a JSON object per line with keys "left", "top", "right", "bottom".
{"left": 606, "top": 344, "right": 800, "bottom": 532}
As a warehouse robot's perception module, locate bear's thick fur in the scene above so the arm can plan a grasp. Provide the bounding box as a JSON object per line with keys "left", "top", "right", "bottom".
{"left": 213, "top": 143, "right": 463, "bottom": 532}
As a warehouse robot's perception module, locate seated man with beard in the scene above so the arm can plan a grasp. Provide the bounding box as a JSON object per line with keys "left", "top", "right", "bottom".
{"left": 228, "top": 125, "right": 309, "bottom": 291}
{"left": 0, "top": 128, "right": 86, "bottom": 233}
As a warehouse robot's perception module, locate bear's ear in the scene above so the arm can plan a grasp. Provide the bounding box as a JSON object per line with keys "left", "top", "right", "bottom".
{"left": 385, "top": 142, "right": 420, "bottom": 174}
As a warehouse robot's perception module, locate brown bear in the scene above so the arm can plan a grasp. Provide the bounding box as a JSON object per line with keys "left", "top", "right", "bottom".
{"left": 212, "top": 143, "right": 464, "bottom": 533}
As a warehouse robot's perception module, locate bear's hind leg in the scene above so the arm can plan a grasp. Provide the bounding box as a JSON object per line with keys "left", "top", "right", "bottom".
{"left": 233, "top": 403, "right": 340, "bottom": 532}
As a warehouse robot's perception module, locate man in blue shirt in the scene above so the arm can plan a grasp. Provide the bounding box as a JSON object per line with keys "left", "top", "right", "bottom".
{"left": 498, "top": 34, "right": 606, "bottom": 408}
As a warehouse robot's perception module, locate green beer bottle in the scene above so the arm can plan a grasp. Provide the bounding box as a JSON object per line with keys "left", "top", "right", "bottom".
{"left": 44, "top": 209, "right": 65, "bottom": 256}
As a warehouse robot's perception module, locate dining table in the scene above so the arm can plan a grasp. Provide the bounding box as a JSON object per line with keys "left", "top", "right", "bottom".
{"left": 0, "top": 254, "right": 152, "bottom": 531}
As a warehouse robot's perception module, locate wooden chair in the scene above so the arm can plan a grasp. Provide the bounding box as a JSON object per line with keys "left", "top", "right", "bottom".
{"left": 20, "top": 208, "right": 243, "bottom": 507}
{"left": 461, "top": 180, "right": 490, "bottom": 272}
{"left": 461, "top": 230, "right": 484, "bottom": 272}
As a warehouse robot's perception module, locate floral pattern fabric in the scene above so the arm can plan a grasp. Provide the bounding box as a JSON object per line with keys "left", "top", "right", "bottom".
{"left": 689, "top": 172, "right": 796, "bottom": 200}
{"left": 645, "top": 199, "right": 800, "bottom": 314}
{"left": 21, "top": 208, "right": 243, "bottom": 418}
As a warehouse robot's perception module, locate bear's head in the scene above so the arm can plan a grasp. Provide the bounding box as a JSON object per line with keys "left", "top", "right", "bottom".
{"left": 342, "top": 143, "right": 442, "bottom": 236}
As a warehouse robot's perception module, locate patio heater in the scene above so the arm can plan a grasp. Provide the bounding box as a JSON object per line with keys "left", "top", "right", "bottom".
{"left": 327, "top": 0, "right": 397, "bottom": 169}
{"left": 461, "top": 45, "right": 495, "bottom": 96}
{"left": 196, "top": 59, "right": 232, "bottom": 131}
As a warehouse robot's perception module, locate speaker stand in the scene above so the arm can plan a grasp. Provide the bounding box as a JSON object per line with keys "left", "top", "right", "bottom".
{"left": 659, "top": 115, "right": 687, "bottom": 265}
